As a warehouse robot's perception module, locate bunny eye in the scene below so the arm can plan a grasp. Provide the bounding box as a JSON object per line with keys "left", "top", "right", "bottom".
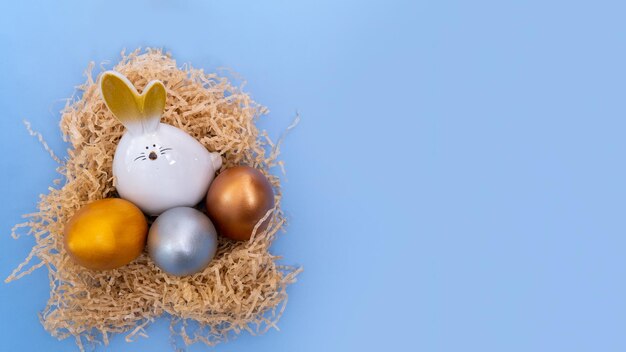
{"left": 145, "top": 146, "right": 149, "bottom": 149}
{"left": 153, "top": 144, "right": 156, "bottom": 147}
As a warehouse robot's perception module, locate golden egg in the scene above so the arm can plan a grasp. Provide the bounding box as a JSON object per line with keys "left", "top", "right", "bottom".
{"left": 205, "top": 166, "right": 275, "bottom": 241}
{"left": 64, "top": 198, "right": 148, "bottom": 270}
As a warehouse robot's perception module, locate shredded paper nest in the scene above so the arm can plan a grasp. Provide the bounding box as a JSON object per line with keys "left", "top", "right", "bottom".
{"left": 6, "top": 49, "right": 300, "bottom": 350}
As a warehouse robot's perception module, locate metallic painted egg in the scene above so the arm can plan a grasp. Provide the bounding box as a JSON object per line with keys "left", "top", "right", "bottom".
{"left": 205, "top": 166, "right": 275, "bottom": 241}
{"left": 147, "top": 207, "right": 218, "bottom": 276}
{"left": 64, "top": 198, "right": 148, "bottom": 270}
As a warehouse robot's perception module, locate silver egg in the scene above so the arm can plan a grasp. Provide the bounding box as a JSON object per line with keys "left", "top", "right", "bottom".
{"left": 147, "top": 207, "right": 218, "bottom": 276}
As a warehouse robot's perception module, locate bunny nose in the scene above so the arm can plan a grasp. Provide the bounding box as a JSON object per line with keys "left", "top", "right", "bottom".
{"left": 149, "top": 151, "right": 158, "bottom": 160}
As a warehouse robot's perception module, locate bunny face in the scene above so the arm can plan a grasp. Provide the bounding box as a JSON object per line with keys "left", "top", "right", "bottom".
{"left": 124, "top": 135, "right": 173, "bottom": 163}
{"left": 101, "top": 71, "right": 222, "bottom": 215}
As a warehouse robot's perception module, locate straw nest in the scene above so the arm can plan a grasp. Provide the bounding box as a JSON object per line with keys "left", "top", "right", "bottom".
{"left": 6, "top": 49, "right": 300, "bottom": 350}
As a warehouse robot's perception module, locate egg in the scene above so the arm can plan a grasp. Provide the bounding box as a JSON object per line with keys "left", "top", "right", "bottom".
{"left": 64, "top": 198, "right": 148, "bottom": 270}
{"left": 147, "top": 207, "right": 218, "bottom": 276}
{"left": 205, "top": 166, "right": 275, "bottom": 241}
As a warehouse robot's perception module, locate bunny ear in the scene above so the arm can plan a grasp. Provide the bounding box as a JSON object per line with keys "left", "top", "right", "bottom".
{"left": 100, "top": 71, "right": 166, "bottom": 135}
{"left": 100, "top": 71, "right": 142, "bottom": 134}
{"left": 139, "top": 80, "right": 166, "bottom": 133}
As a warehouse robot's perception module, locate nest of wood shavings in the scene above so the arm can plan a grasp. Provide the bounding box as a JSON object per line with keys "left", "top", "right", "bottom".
{"left": 6, "top": 48, "right": 300, "bottom": 350}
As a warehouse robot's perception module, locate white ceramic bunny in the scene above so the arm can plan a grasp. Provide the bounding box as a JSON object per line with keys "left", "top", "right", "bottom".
{"left": 100, "top": 71, "right": 222, "bottom": 215}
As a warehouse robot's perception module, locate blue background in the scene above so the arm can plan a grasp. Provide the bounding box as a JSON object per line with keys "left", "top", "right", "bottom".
{"left": 1, "top": 0, "right": 626, "bottom": 351}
